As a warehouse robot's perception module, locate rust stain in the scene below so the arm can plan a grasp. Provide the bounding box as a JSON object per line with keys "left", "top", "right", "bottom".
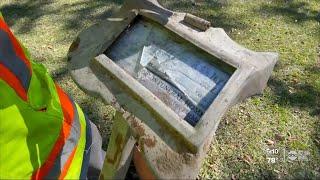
{"left": 106, "top": 134, "right": 123, "bottom": 165}
{"left": 132, "top": 118, "right": 145, "bottom": 137}
{"left": 133, "top": 147, "right": 156, "bottom": 180}
{"left": 144, "top": 136, "right": 157, "bottom": 148}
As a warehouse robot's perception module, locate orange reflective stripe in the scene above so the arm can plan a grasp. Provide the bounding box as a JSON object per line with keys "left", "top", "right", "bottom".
{"left": 58, "top": 147, "right": 77, "bottom": 180}
{"left": 32, "top": 85, "right": 75, "bottom": 179}
{"left": 55, "top": 85, "right": 74, "bottom": 126}
{"left": 0, "top": 18, "right": 31, "bottom": 73}
{"left": 0, "top": 29, "right": 32, "bottom": 92}
{"left": 0, "top": 63, "right": 27, "bottom": 101}
{"left": 44, "top": 98, "right": 82, "bottom": 179}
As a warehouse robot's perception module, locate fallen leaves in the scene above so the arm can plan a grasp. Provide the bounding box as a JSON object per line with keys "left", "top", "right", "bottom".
{"left": 275, "top": 133, "right": 285, "bottom": 142}
{"left": 287, "top": 136, "right": 298, "bottom": 142}
{"left": 288, "top": 86, "right": 296, "bottom": 94}
{"left": 231, "top": 174, "right": 237, "bottom": 180}
{"left": 315, "top": 137, "right": 320, "bottom": 146}
{"left": 243, "top": 155, "right": 253, "bottom": 165}
{"left": 265, "top": 139, "right": 275, "bottom": 146}
{"left": 47, "top": 45, "right": 54, "bottom": 50}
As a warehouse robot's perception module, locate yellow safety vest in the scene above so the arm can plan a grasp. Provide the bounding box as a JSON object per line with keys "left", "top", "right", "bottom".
{"left": 0, "top": 12, "right": 92, "bottom": 179}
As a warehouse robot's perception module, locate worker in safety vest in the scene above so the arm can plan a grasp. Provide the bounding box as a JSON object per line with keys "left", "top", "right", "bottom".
{"left": 0, "top": 13, "right": 105, "bottom": 179}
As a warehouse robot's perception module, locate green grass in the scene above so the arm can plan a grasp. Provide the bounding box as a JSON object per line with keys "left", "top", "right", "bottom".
{"left": 1, "top": 0, "right": 319, "bottom": 179}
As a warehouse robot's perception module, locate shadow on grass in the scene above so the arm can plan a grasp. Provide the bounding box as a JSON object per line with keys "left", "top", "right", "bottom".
{"left": 0, "top": 0, "right": 55, "bottom": 33}
{"left": 61, "top": 0, "right": 124, "bottom": 31}
{"left": 258, "top": 1, "right": 319, "bottom": 23}
{"left": 307, "top": 62, "right": 320, "bottom": 151}
{"left": 258, "top": 0, "right": 319, "bottom": 37}
{"left": 159, "top": 0, "right": 247, "bottom": 33}
{"left": 257, "top": 0, "right": 319, "bottom": 153}
{"left": 0, "top": 0, "right": 123, "bottom": 34}
{"left": 268, "top": 77, "right": 319, "bottom": 116}
{"left": 268, "top": 66, "right": 320, "bottom": 152}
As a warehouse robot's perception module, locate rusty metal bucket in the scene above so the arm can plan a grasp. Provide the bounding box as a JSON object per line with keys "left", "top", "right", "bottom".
{"left": 67, "top": 0, "right": 278, "bottom": 179}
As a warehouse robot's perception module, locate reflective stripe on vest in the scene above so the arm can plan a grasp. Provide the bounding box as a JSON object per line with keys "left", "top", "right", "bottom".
{"left": 0, "top": 63, "right": 27, "bottom": 100}
{"left": 32, "top": 85, "right": 79, "bottom": 179}
{"left": 62, "top": 104, "right": 88, "bottom": 179}
{"left": 79, "top": 113, "right": 92, "bottom": 179}
{"left": 0, "top": 17, "right": 31, "bottom": 101}
{"left": 44, "top": 93, "right": 81, "bottom": 179}
{"left": 0, "top": 17, "right": 31, "bottom": 71}
{"left": 0, "top": 13, "right": 91, "bottom": 179}
{"left": 0, "top": 30, "right": 31, "bottom": 92}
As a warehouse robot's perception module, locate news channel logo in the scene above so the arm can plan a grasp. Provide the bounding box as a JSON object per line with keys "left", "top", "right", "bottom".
{"left": 265, "top": 148, "right": 311, "bottom": 164}
{"left": 287, "top": 150, "right": 310, "bottom": 162}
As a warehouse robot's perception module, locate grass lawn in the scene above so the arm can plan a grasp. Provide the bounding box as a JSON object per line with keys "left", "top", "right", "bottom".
{"left": 1, "top": 0, "right": 319, "bottom": 179}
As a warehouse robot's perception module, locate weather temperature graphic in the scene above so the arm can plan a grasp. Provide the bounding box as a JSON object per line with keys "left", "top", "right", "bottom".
{"left": 266, "top": 147, "right": 311, "bottom": 164}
